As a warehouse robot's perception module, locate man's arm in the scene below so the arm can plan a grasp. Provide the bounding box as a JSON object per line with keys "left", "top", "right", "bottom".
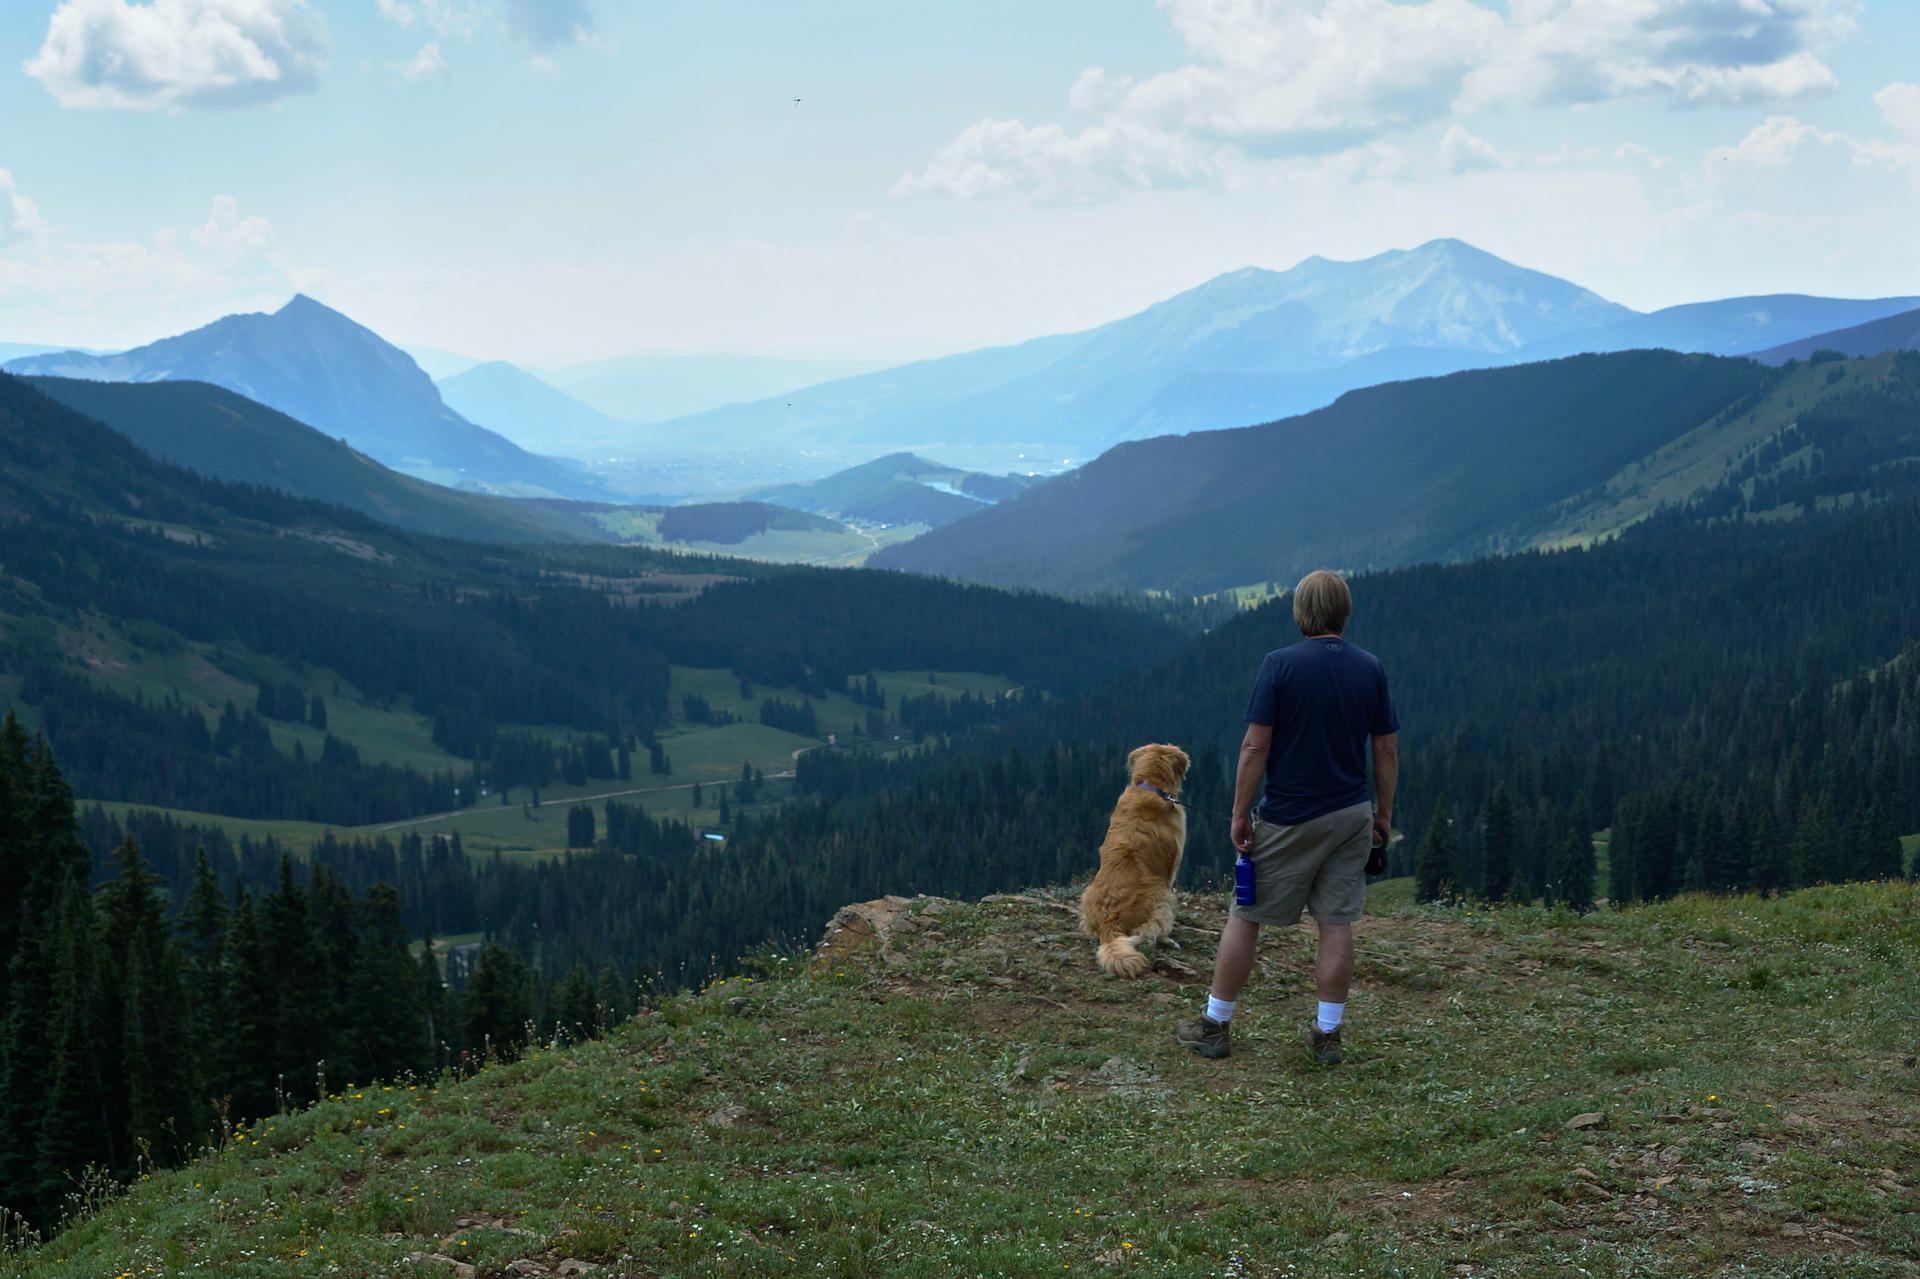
{"left": 1231, "top": 722, "right": 1272, "bottom": 853}
{"left": 1371, "top": 731, "right": 1399, "bottom": 843}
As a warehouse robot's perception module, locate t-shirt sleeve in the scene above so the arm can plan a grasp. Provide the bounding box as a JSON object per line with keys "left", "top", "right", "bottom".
{"left": 1371, "top": 663, "right": 1401, "bottom": 736}
{"left": 1244, "top": 655, "right": 1279, "bottom": 726}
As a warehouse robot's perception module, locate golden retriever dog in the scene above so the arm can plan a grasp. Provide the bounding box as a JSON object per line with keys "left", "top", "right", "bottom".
{"left": 1080, "top": 743, "right": 1191, "bottom": 978}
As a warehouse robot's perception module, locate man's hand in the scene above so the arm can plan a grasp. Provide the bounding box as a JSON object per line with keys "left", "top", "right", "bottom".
{"left": 1231, "top": 813, "right": 1255, "bottom": 854}
{"left": 1372, "top": 809, "right": 1392, "bottom": 847}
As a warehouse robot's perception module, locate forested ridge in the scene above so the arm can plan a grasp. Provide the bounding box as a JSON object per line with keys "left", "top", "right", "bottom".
{"left": 0, "top": 372, "right": 1180, "bottom": 824}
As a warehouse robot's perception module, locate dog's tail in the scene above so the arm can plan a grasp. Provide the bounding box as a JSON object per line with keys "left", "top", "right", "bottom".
{"left": 1096, "top": 934, "right": 1150, "bottom": 979}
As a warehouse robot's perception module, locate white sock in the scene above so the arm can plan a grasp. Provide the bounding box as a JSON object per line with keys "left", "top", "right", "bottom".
{"left": 1316, "top": 1001, "right": 1344, "bottom": 1033}
{"left": 1205, "top": 995, "right": 1237, "bottom": 1024}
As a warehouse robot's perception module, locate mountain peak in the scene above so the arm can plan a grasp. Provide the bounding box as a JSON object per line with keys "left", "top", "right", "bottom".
{"left": 277, "top": 293, "right": 331, "bottom": 315}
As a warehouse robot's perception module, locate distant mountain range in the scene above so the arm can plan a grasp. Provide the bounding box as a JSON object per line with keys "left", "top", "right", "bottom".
{"left": 874, "top": 349, "right": 1920, "bottom": 594}
{"left": 435, "top": 360, "right": 639, "bottom": 458}
{"left": 7, "top": 371, "right": 911, "bottom": 565}
{"left": 10, "top": 245, "right": 1919, "bottom": 504}
{"left": 638, "top": 241, "right": 1920, "bottom": 479}
{"left": 535, "top": 352, "right": 892, "bottom": 424}
{"left": 748, "top": 452, "right": 1041, "bottom": 529}
{"left": 1754, "top": 306, "right": 1920, "bottom": 365}
{"left": 22, "top": 376, "right": 606, "bottom": 544}
{"left": 2, "top": 297, "right": 601, "bottom": 500}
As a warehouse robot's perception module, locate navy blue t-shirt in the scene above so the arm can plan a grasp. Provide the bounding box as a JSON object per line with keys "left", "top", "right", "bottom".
{"left": 1243, "top": 636, "right": 1399, "bottom": 825}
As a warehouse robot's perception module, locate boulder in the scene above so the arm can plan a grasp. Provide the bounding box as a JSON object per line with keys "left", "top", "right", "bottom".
{"left": 816, "top": 895, "right": 957, "bottom": 957}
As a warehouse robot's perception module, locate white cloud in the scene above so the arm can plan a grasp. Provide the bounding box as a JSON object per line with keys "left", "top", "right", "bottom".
{"left": 504, "top": 0, "right": 593, "bottom": 48}
{"left": 0, "top": 170, "right": 47, "bottom": 243}
{"left": 1877, "top": 83, "right": 1920, "bottom": 139}
{"left": 391, "top": 41, "right": 450, "bottom": 84}
{"left": 902, "top": 0, "right": 1856, "bottom": 202}
{"left": 0, "top": 173, "right": 287, "bottom": 308}
{"left": 192, "top": 194, "right": 273, "bottom": 252}
{"left": 375, "top": 0, "right": 476, "bottom": 39}
{"left": 1440, "top": 124, "right": 1508, "bottom": 174}
{"left": 27, "top": 0, "right": 329, "bottom": 112}
{"left": 894, "top": 118, "right": 1226, "bottom": 203}
{"left": 1706, "top": 114, "right": 1848, "bottom": 168}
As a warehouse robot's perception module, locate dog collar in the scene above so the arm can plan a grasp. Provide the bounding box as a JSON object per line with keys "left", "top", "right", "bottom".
{"left": 1134, "top": 782, "right": 1180, "bottom": 805}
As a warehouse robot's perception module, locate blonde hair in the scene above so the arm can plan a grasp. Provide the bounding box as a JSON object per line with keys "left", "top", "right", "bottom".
{"left": 1292, "top": 570, "right": 1352, "bottom": 636}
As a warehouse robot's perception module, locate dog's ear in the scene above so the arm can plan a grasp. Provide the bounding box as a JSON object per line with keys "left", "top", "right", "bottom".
{"left": 1166, "top": 745, "right": 1192, "bottom": 778}
{"left": 1125, "top": 744, "right": 1147, "bottom": 776}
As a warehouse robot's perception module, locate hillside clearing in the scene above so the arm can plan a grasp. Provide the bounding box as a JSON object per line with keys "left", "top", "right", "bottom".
{"left": 17, "top": 880, "right": 1918, "bottom": 1278}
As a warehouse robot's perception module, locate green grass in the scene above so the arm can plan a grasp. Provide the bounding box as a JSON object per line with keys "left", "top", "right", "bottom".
{"left": 18, "top": 881, "right": 1920, "bottom": 1277}
{"left": 1532, "top": 356, "right": 1894, "bottom": 551}
{"left": 72, "top": 667, "right": 1015, "bottom": 861}
{"left": 669, "top": 666, "right": 1020, "bottom": 743}
{"left": 586, "top": 510, "right": 926, "bottom": 567}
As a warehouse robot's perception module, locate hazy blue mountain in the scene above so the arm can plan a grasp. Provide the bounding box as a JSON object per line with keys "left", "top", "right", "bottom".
{"left": 436, "top": 360, "right": 639, "bottom": 457}
{"left": 1752, "top": 306, "right": 1920, "bottom": 365}
{"left": 0, "top": 342, "right": 83, "bottom": 363}
{"left": 537, "top": 352, "right": 895, "bottom": 423}
{"left": 873, "top": 351, "right": 1780, "bottom": 595}
{"left": 643, "top": 240, "right": 1635, "bottom": 473}
{"left": 748, "top": 452, "right": 1041, "bottom": 528}
{"left": 402, "top": 343, "right": 485, "bottom": 380}
{"left": 3, "top": 296, "right": 599, "bottom": 499}
{"left": 1509, "top": 294, "right": 1920, "bottom": 361}
{"left": 23, "top": 375, "right": 610, "bottom": 543}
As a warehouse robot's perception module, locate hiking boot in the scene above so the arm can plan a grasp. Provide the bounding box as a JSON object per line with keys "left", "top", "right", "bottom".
{"left": 1174, "top": 1015, "right": 1232, "bottom": 1059}
{"left": 1306, "top": 1022, "right": 1343, "bottom": 1066}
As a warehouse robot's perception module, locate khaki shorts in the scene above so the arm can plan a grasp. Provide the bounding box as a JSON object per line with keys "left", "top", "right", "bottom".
{"left": 1230, "top": 800, "right": 1373, "bottom": 927}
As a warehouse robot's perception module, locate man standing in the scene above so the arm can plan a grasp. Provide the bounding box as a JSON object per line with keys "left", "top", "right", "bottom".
{"left": 1176, "top": 570, "right": 1399, "bottom": 1065}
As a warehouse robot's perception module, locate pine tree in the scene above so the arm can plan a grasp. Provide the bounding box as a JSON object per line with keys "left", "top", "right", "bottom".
{"left": 1748, "top": 807, "right": 1788, "bottom": 896}
{"left": 1557, "top": 832, "right": 1596, "bottom": 914}
{"left": 345, "top": 884, "right": 427, "bottom": 1084}
{"left": 594, "top": 964, "right": 629, "bottom": 1026}
{"left": 97, "top": 839, "right": 195, "bottom": 1166}
{"left": 36, "top": 878, "right": 113, "bottom": 1220}
{"left": 1416, "top": 798, "right": 1455, "bottom": 903}
{"left": 1789, "top": 802, "right": 1828, "bottom": 887}
{"left": 555, "top": 965, "right": 598, "bottom": 1040}
{"left": 416, "top": 927, "right": 446, "bottom": 1072}
{"left": 1860, "top": 804, "right": 1905, "bottom": 881}
{"left": 462, "top": 944, "right": 532, "bottom": 1059}
{"left": 1482, "top": 786, "right": 1516, "bottom": 902}
{"left": 214, "top": 890, "right": 277, "bottom": 1121}
{"left": 262, "top": 859, "right": 335, "bottom": 1105}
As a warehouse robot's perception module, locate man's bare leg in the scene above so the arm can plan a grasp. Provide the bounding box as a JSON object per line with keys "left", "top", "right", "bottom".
{"left": 1208, "top": 915, "right": 1260, "bottom": 1004}
{"left": 1315, "top": 921, "right": 1354, "bottom": 1005}
{"left": 1309, "top": 921, "right": 1354, "bottom": 1063}
{"left": 1176, "top": 916, "right": 1260, "bottom": 1057}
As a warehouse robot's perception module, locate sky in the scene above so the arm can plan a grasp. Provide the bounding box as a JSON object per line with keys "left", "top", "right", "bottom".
{"left": 1, "top": 0, "right": 1918, "bottom": 363}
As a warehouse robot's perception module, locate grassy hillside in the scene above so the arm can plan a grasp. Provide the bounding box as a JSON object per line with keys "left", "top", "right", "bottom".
{"left": 15, "top": 880, "right": 1917, "bottom": 1277}
{"left": 1527, "top": 353, "right": 1909, "bottom": 550}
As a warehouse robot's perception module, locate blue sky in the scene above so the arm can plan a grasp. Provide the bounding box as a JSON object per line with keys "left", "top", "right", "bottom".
{"left": 2, "top": 1, "right": 1918, "bottom": 362}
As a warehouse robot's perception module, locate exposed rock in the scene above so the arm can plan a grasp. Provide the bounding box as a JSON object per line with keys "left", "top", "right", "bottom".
{"left": 507, "top": 1263, "right": 549, "bottom": 1277}
{"left": 706, "top": 1104, "right": 749, "bottom": 1129}
{"left": 555, "top": 1262, "right": 600, "bottom": 1277}
{"left": 1565, "top": 1112, "right": 1610, "bottom": 1131}
{"left": 817, "top": 895, "right": 960, "bottom": 957}
{"left": 404, "top": 1254, "right": 475, "bottom": 1279}
{"left": 725, "top": 996, "right": 752, "bottom": 1016}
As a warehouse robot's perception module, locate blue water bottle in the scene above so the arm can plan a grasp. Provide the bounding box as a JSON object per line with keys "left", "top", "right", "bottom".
{"left": 1234, "top": 851, "right": 1256, "bottom": 907}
